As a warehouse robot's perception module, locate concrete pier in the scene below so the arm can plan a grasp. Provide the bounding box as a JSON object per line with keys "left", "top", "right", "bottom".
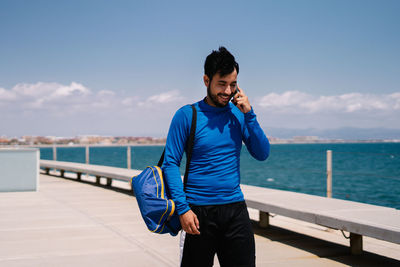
{"left": 0, "top": 173, "right": 399, "bottom": 266}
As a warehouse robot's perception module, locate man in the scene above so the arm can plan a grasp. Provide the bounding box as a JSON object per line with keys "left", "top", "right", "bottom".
{"left": 163, "top": 46, "right": 270, "bottom": 266}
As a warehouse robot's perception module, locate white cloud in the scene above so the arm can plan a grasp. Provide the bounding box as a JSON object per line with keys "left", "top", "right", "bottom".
{"left": 0, "top": 82, "right": 187, "bottom": 112}
{"left": 138, "top": 90, "right": 185, "bottom": 107}
{"left": 121, "top": 96, "right": 140, "bottom": 106}
{"left": 11, "top": 82, "right": 90, "bottom": 98}
{"left": 257, "top": 91, "right": 399, "bottom": 113}
{"left": 52, "top": 82, "right": 90, "bottom": 98}
{"left": 97, "top": 90, "right": 115, "bottom": 97}
{"left": 0, "top": 82, "right": 189, "bottom": 136}
{"left": 0, "top": 87, "right": 16, "bottom": 100}
{"left": 0, "top": 81, "right": 189, "bottom": 121}
{"left": 2, "top": 81, "right": 399, "bottom": 136}
{"left": 390, "top": 92, "right": 400, "bottom": 110}
{"left": 0, "top": 82, "right": 92, "bottom": 109}
{"left": 257, "top": 91, "right": 308, "bottom": 110}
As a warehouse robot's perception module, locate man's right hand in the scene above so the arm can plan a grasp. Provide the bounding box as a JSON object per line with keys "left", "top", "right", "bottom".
{"left": 179, "top": 209, "right": 200, "bottom": 235}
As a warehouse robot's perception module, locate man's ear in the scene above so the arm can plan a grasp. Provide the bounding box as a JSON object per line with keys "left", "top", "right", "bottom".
{"left": 203, "top": 75, "right": 210, "bottom": 87}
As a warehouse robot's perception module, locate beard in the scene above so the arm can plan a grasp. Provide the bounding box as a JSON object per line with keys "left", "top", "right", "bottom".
{"left": 207, "top": 85, "right": 233, "bottom": 108}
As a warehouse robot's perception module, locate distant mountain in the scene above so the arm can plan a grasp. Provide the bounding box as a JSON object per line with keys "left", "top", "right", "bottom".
{"left": 265, "top": 127, "right": 400, "bottom": 140}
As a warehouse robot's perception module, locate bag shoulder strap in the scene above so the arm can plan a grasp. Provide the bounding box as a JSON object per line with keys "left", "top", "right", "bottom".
{"left": 183, "top": 104, "right": 197, "bottom": 189}
{"left": 157, "top": 104, "right": 197, "bottom": 189}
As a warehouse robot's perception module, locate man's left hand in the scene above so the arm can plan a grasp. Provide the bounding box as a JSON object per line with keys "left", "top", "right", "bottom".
{"left": 232, "top": 86, "right": 251, "bottom": 113}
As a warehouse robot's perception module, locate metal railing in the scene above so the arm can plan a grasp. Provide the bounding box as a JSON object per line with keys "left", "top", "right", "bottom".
{"left": 38, "top": 144, "right": 400, "bottom": 209}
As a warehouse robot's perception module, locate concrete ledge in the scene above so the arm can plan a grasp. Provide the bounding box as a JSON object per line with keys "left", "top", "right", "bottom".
{"left": 242, "top": 184, "right": 400, "bottom": 254}
{"left": 242, "top": 185, "right": 400, "bottom": 243}
{"left": 40, "top": 160, "right": 141, "bottom": 181}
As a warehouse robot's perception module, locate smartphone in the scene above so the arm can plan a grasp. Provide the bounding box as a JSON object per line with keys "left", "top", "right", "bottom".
{"left": 231, "top": 84, "right": 239, "bottom": 100}
{"left": 232, "top": 84, "right": 239, "bottom": 97}
{"left": 231, "top": 84, "right": 239, "bottom": 105}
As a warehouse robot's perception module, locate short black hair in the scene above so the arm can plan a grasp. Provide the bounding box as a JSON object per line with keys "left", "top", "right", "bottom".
{"left": 204, "top": 46, "right": 239, "bottom": 81}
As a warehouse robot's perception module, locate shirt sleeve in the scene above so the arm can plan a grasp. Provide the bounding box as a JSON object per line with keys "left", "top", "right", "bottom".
{"left": 162, "top": 106, "right": 191, "bottom": 215}
{"left": 242, "top": 107, "right": 270, "bottom": 161}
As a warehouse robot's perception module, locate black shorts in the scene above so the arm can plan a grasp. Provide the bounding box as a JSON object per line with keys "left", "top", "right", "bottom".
{"left": 181, "top": 201, "right": 255, "bottom": 267}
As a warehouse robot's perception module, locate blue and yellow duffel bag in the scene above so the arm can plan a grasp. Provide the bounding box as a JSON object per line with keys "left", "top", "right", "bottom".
{"left": 131, "top": 165, "right": 181, "bottom": 236}
{"left": 131, "top": 104, "right": 197, "bottom": 236}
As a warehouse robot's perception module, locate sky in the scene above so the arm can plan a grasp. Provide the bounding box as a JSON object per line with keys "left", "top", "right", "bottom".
{"left": 0, "top": 0, "right": 399, "bottom": 138}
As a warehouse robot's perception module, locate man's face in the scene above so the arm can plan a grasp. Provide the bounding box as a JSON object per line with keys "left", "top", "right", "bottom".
{"left": 204, "top": 69, "right": 237, "bottom": 108}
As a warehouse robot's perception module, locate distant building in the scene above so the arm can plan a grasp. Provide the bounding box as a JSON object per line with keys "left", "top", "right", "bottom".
{"left": 293, "top": 136, "right": 319, "bottom": 142}
{"left": 0, "top": 137, "right": 10, "bottom": 145}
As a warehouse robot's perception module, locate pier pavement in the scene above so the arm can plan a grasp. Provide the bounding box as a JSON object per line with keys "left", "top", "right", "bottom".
{"left": 1, "top": 173, "right": 399, "bottom": 266}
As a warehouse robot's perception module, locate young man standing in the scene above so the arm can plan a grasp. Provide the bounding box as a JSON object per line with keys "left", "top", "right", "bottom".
{"left": 163, "top": 47, "right": 270, "bottom": 267}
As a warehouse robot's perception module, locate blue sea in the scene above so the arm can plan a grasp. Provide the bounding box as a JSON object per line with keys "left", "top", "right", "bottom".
{"left": 39, "top": 143, "right": 400, "bottom": 210}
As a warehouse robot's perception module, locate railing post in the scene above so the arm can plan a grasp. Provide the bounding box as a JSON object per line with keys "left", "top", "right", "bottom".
{"left": 259, "top": 211, "right": 270, "bottom": 228}
{"left": 127, "top": 146, "right": 131, "bottom": 169}
{"left": 327, "top": 150, "right": 332, "bottom": 198}
{"left": 53, "top": 145, "right": 57, "bottom": 161}
{"left": 85, "top": 145, "right": 90, "bottom": 164}
{"left": 85, "top": 145, "right": 90, "bottom": 180}
{"left": 350, "top": 233, "right": 363, "bottom": 255}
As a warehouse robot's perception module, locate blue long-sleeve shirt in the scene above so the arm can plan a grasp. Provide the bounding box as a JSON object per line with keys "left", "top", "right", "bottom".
{"left": 163, "top": 99, "right": 270, "bottom": 215}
